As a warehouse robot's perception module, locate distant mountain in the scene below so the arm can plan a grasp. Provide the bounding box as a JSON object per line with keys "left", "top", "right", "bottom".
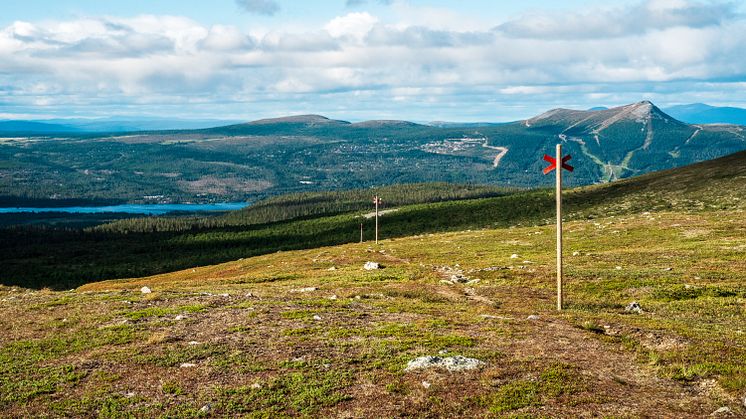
{"left": 663, "top": 103, "right": 746, "bottom": 125}
{"left": 245, "top": 114, "right": 349, "bottom": 126}
{"left": 0, "top": 120, "right": 80, "bottom": 134}
{"left": 2, "top": 101, "right": 745, "bottom": 204}
{"left": 0, "top": 117, "right": 242, "bottom": 134}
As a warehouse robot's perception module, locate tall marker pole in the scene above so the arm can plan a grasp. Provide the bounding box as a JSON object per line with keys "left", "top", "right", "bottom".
{"left": 360, "top": 223, "right": 364, "bottom": 243}
{"left": 555, "top": 144, "right": 563, "bottom": 311}
{"left": 542, "top": 145, "right": 573, "bottom": 311}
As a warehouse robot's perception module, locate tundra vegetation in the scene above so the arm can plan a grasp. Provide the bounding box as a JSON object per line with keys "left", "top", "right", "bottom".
{"left": 0, "top": 150, "right": 745, "bottom": 416}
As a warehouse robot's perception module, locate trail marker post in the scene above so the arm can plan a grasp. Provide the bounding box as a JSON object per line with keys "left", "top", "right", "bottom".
{"left": 542, "top": 144, "right": 574, "bottom": 310}
{"left": 360, "top": 223, "right": 364, "bottom": 243}
{"left": 373, "top": 195, "right": 382, "bottom": 244}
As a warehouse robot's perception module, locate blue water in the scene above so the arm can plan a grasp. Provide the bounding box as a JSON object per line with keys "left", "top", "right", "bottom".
{"left": 0, "top": 202, "right": 250, "bottom": 215}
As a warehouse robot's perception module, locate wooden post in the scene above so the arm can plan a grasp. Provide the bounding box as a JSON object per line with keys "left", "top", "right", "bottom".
{"left": 556, "top": 143, "right": 563, "bottom": 311}
{"left": 360, "top": 223, "right": 363, "bottom": 243}
{"left": 374, "top": 195, "right": 379, "bottom": 244}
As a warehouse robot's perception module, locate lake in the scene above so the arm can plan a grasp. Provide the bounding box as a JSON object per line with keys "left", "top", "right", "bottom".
{"left": 0, "top": 202, "right": 250, "bottom": 215}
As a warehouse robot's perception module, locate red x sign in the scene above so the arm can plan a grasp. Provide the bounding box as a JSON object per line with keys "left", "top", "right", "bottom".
{"left": 543, "top": 154, "right": 574, "bottom": 174}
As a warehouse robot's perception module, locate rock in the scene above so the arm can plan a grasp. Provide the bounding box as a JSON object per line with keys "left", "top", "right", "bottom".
{"left": 572, "top": 251, "right": 580, "bottom": 256}
{"left": 421, "top": 380, "right": 431, "bottom": 389}
{"left": 328, "top": 294, "right": 338, "bottom": 300}
{"left": 218, "top": 293, "right": 230, "bottom": 298}
{"left": 711, "top": 406, "right": 734, "bottom": 417}
{"left": 251, "top": 382, "right": 262, "bottom": 389}
{"left": 140, "top": 286, "right": 152, "bottom": 294}
{"left": 439, "top": 280, "right": 453, "bottom": 285}
{"left": 179, "top": 362, "right": 197, "bottom": 368}
{"left": 663, "top": 267, "right": 673, "bottom": 271}
{"left": 200, "top": 404, "right": 211, "bottom": 414}
{"left": 174, "top": 315, "right": 186, "bottom": 321}
{"left": 291, "top": 287, "right": 317, "bottom": 293}
{"left": 625, "top": 301, "right": 643, "bottom": 314}
{"left": 364, "top": 261, "right": 381, "bottom": 270}
{"left": 527, "top": 315, "right": 540, "bottom": 321}
{"left": 313, "top": 315, "right": 322, "bottom": 321}
{"left": 245, "top": 292, "right": 254, "bottom": 298}
{"left": 510, "top": 254, "right": 520, "bottom": 259}
{"left": 615, "top": 266, "right": 622, "bottom": 270}
{"left": 404, "top": 356, "right": 485, "bottom": 372}
{"left": 124, "top": 391, "right": 136, "bottom": 398}
{"left": 188, "top": 341, "right": 200, "bottom": 345}
{"left": 327, "top": 266, "right": 337, "bottom": 271}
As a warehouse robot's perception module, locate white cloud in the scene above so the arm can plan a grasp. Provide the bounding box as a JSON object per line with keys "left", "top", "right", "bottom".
{"left": 324, "top": 12, "right": 378, "bottom": 40}
{"left": 1, "top": 1, "right": 746, "bottom": 121}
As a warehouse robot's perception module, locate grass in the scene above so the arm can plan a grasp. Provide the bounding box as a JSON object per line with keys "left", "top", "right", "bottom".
{"left": 1, "top": 208, "right": 745, "bottom": 416}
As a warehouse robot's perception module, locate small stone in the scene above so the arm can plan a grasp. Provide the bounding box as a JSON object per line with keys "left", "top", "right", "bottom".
{"left": 245, "top": 292, "right": 254, "bottom": 298}
{"left": 174, "top": 315, "right": 186, "bottom": 321}
{"left": 140, "top": 286, "right": 152, "bottom": 294}
{"left": 188, "top": 341, "right": 200, "bottom": 345}
{"left": 615, "top": 266, "right": 622, "bottom": 270}
{"left": 219, "top": 293, "right": 230, "bottom": 298}
{"left": 327, "top": 266, "right": 337, "bottom": 271}
{"left": 313, "top": 315, "right": 322, "bottom": 321}
{"left": 200, "top": 404, "right": 211, "bottom": 414}
{"left": 62, "top": 318, "right": 68, "bottom": 323}
{"left": 364, "top": 261, "right": 381, "bottom": 270}
{"left": 251, "top": 382, "right": 262, "bottom": 389}
{"left": 527, "top": 315, "right": 540, "bottom": 321}
{"left": 328, "top": 295, "right": 338, "bottom": 300}
{"left": 291, "top": 287, "right": 318, "bottom": 293}
{"left": 663, "top": 267, "right": 673, "bottom": 271}
{"left": 625, "top": 301, "right": 643, "bottom": 314}
{"left": 510, "top": 254, "right": 520, "bottom": 259}
{"left": 124, "top": 391, "right": 136, "bottom": 398}
{"left": 421, "top": 381, "right": 431, "bottom": 389}
{"left": 711, "top": 406, "right": 733, "bottom": 417}
{"left": 180, "top": 362, "right": 197, "bottom": 368}
{"left": 572, "top": 251, "right": 580, "bottom": 256}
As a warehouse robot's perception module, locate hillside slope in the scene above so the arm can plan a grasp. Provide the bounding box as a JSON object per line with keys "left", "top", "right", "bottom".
{"left": 17, "top": 203, "right": 741, "bottom": 417}
{"left": 2, "top": 150, "right": 745, "bottom": 289}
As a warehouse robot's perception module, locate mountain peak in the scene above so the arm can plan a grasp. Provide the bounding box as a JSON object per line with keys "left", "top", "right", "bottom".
{"left": 247, "top": 114, "right": 350, "bottom": 125}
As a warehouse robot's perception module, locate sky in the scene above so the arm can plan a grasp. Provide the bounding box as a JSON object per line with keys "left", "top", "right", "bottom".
{"left": 2, "top": 0, "right": 746, "bottom": 122}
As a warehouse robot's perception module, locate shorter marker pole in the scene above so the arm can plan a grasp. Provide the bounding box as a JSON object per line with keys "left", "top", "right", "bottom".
{"left": 360, "top": 223, "right": 363, "bottom": 243}
{"left": 375, "top": 196, "right": 379, "bottom": 244}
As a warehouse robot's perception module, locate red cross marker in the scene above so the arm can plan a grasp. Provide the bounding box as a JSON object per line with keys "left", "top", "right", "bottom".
{"left": 543, "top": 154, "right": 574, "bottom": 174}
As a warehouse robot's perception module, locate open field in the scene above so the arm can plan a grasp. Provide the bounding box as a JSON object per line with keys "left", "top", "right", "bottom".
{"left": 3, "top": 209, "right": 745, "bottom": 417}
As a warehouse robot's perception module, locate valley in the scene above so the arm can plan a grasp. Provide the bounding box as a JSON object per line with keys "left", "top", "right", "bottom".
{"left": 1, "top": 102, "right": 744, "bottom": 206}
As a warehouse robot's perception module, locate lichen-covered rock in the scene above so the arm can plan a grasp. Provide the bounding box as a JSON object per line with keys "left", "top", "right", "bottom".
{"left": 625, "top": 301, "right": 643, "bottom": 314}
{"left": 404, "top": 356, "right": 485, "bottom": 372}
{"left": 364, "top": 261, "right": 381, "bottom": 270}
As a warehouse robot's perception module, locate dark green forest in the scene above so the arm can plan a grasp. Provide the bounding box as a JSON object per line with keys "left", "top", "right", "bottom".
{"left": 2, "top": 148, "right": 746, "bottom": 290}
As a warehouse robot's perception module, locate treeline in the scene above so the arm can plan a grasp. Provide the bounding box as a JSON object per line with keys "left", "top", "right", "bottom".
{"left": 92, "top": 183, "right": 515, "bottom": 234}
{"left": 2, "top": 151, "right": 744, "bottom": 290}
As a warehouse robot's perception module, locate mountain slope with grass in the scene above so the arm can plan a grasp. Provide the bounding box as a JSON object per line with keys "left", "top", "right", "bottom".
{"left": 3, "top": 159, "right": 745, "bottom": 416}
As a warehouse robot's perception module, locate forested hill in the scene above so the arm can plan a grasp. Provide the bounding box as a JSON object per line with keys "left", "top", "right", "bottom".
{"left": 1, "top": 101, "right": 744, "bottom": 205}
{"left": 2, "top": 149, "right": 745, "bottom": 290}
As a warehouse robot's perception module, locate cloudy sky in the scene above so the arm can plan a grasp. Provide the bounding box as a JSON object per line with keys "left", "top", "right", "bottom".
{"left": 2, "top": 0, "right": 745, "bottom": 122}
